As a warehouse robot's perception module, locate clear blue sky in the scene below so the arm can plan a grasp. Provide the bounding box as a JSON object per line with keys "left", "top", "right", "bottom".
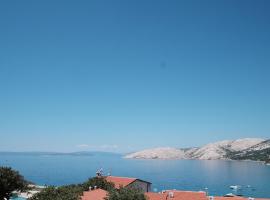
{"left": 0, "top": 0, "right": 269, "bottom": 153}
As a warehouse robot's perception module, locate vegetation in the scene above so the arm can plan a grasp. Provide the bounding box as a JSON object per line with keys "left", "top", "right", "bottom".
{"left": 229, "top": 148, "right": 270, "bottom": 162}
{"left": 105, "top": 187, "right": 147, "bottom": 200}
{"left": 222, "top": 140, "right": 270, "bottom": 163}
{"left": 29, "top": 177, "right": 147, "bottom": 200}
{"left": 29, "top": 177, "right": 115, "bottom": 200}
{"left": 81, "top": 176, "right": 115, "bottom": 191}
{"left": 0, "top": 166, "right": 153, "bottom": 200}
{"left": 29, "top": 185, "right": 84, "bottom": 200}
{"left": 0, "top": 166, "right": 28, "bottom": 200}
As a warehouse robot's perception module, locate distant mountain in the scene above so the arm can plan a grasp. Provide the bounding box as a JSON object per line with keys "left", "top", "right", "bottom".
{"left": 229, "top": 139, "right": 270, "bottom": 163}
{"left": 125, "top": 138, "right": 269, "bottom": 162}
{"left": 188, "top": 138, "right": 264, "bottom": 160}
{"left": 245, "top": 139, "right": 270, "bottom": 151}
{"left": 0, "top": 151, "right": 120, "bottom": 157}
{"left": 125, "top": 147, "right": 187, "bottom": 159}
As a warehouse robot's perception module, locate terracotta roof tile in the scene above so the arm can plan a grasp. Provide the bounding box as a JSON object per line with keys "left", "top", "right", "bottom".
{"left": 105, "top": 176, "right": 137, "bottom": 189}
{"left": 212, "top": 197, "right": 270, "bottom": 200}
{"left": 214, "top": 197, "right": 246, "bottom": 200}
{"left": 145, "top": 192, "right": 167, "bottom": 200}
{"left": 146, "top": 190, "right": 207, "bottom": 200}
{"left": 81, "top": 189, "right": 107, "bottom": 200}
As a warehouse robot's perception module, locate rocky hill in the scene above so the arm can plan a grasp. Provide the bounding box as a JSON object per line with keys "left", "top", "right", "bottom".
{"left": 124, "top": 147, "right": 188, "bottom": 159}
{"left": 187, "top": 138, "right": 264, "bottom": 160}
{"left": 125, "top": 138, "right": 269, "bottom": 161}
{"left": 229, "top": 139, "right": 270, "bottom": 163}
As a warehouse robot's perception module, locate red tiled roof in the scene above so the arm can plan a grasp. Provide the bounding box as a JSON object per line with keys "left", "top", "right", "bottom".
{"left": 146, "top": 190, "right": 207, "bottom": 200}
{"left": 257, "top": 199, "right": 270, "bottom": 200}
{"left": 81, "top": 189, "right": 107, "bottom": 200}
{"left": 215, "top": 197, "right": 270, "bottom": 200}
{"left": 146, "top": 192, "right": 167, "bottom": 200}
{"left": 215, "top": 197, "right": 246, "bottom": 200}
{"left": 80, "top": 188, "right": 270, "bottom": 200}
{"left": 105, "top": 176, "right": 137, "bottom": 189}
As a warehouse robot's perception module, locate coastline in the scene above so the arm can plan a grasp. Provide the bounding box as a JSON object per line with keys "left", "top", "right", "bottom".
{"left": 123, "top": 156, "right": 270, "bottom": 164}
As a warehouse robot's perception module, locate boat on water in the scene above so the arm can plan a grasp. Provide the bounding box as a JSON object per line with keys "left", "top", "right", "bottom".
{"left": 230, "top": 185, "right": 241, "bottom": 190}
{"left": 224, "top": 193, "right": 235, "bottom": 197}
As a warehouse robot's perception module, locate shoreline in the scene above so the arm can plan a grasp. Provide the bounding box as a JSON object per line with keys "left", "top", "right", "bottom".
{"left": 123, "top": 157, "right": 269, "bottom": 164}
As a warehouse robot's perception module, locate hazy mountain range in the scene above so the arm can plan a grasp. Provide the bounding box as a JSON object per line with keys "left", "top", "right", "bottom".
{"left": 1, "top": 138, "right": 269, "bottom": 163}
{"left": 125, "top": 138, "right": 270, "bottom": 163}
{"left": 0, "top": 151, "right": 119, "bottom": 157}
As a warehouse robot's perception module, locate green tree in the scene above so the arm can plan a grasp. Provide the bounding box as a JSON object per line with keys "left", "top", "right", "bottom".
{"left": 0, "top": 166, "right": 28, "bottom": 200}
{"left": 29, "top": 185, "right": 84, "bottom": 200}
{"left": 105, "top": 187, "right": 147, "bottom": 200}
{"left": 82, "top": 177, "right": 114, "bottom": 191}
{"left": 29, "top": 177, "right": 115, "bottom": 200}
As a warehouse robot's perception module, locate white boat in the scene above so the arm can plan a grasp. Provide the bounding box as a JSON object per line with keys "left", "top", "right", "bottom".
{"left": 230, "top": 185, "right": 241, "bottom": 190}
{"left": 224, "top": 193, "right": 236, "bottom": 197}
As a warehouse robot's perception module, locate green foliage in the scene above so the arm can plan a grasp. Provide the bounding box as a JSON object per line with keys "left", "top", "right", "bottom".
{"left": 29, "top": 185, "right": 84, "bottom": 200}
{"left": 0, "top": 166, "right": 145, "bottom": 200}
{"left": 29, "top": 176, "right": 145, "bottom": 200}
{"left": 0, "top": 166, "right": 28, "bottom": 200}
{"left": 82, "top": 177, "right": 114, "bottom": 191}
{"left": 105, "top": 187, "right": 147, "bottom": 200}
{"left": 29, "top": 177, "right": 114, "bottom": 200}
{"left": 230, "top": 148, "right": 270, "bottom": 162}
{"left": 227, "top": 140, "right": 270, "bottom": 162}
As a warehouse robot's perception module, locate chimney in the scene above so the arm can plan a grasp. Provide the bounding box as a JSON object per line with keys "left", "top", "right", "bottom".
{"left": 89, "top": 186, "right": 92, "bottom": 191}
{"left": 168, "top": 192, "right": 174, "bottom": 198}
{"left": 96, "top": 168, "right": 103, "bottom": 177}
{"left": 94, "top": 186, "right": 97, "bottom": 190}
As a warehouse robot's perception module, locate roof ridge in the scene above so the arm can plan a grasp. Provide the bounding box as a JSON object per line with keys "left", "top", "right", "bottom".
{"left": 106, "top": 175, "right": 137, "bottom": 179}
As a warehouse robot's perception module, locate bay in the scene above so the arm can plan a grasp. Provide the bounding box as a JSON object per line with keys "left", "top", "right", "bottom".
{"left": 1, "top": 152, "right": 270, "bottom": 198}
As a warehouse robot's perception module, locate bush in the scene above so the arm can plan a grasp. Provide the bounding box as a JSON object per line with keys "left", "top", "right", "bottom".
{"left": 29, "top": 177, "right": 114, "bottom": 200}
{"left": 82, "top": 177, "right": 114, "bottom": 191}
{"left": 0, "top": 166, "right": 28, "bottom": 200}
{"left": 29, "top": 185, "right": 84, "bottom": 200}
{"left": 105, "top": 187, "right": 147, "bottom": 200}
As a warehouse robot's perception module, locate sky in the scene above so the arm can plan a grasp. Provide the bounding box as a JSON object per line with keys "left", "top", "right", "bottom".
{"left": 0, "top": 0, "right": 270, "bottom": 153}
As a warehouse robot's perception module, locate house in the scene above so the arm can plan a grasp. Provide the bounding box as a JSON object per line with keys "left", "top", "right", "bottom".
{"left": 145, "top": 190, "right": 208, "bottom": 200}
{"left": 81, "top": 175, "right": 152, "bottom": 200}
{"left": 81, "top": 188, "right": 270, "bottom": 200}
{"left": 214, "top": 197, "right": 246, "bottom": 200}
{"left": 105, "top": 176, "right": 152, "bottom": 192}
{"left": 80, "top": 175, "right": 270, "bottom": 200}
{"left": 81, "top": 189, "right": 208, "bottom": 200}
{"left": 81, "top": 189, "right": 107, "bottom": 200}
{"left": 214, "top": 197, "right": 270, "bottom": 200}
{"left": 145, "top": 192, "right": 270, "bottom": 200}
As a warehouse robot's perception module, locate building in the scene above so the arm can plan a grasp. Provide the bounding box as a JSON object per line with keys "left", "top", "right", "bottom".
{"left": 145, "top": 190, "right": 208, "bottom": 200}
{"left": 80, "top": 175, "right": 270, "bottom": 200}
{"left": 81, "top": 189, "right": 208, "bottom": 200}
{"left": 146, "top": 191, "right": 270, "bottom": 200}
{"left": 81, "top": 175, "right": 152, "bottom": 200}
{"left": 81, "top": 188, "right": 270, "bottom": 200}
{"left": 214, "top": 197, "right": 270, "bottom": 200}
{"left": 81, "top": 189, "right": 107, "bottom": 200}
{"left": 105, "top": 176, "right": 152, "bottom": 192}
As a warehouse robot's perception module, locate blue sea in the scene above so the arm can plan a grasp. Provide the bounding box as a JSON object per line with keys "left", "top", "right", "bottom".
{"left": 1, "top": 152, "right": 270, "bottom": 198}
{"left": 11, "top": 197, "right": 26, "bottom": 200}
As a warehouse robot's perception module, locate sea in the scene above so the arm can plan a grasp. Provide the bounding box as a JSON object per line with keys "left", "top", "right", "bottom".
{"left": 1, "top": 152, "right": 270, "bottom": 198}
